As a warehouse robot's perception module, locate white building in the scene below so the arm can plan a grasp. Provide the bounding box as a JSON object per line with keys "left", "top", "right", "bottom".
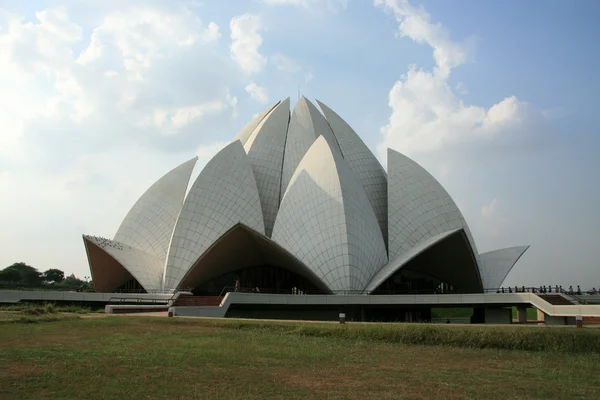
{"left": 83, "top": 97, "right": 528, "bottom": 295}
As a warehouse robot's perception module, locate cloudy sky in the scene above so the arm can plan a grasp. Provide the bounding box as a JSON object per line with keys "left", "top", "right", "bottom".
{"left": 1, "top": 0, "right": 598, "bottom": 287}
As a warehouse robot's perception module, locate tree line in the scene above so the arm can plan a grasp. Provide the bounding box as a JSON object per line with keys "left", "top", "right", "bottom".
{"left": 0, "top": 262, "right": 93, "bottom": 291}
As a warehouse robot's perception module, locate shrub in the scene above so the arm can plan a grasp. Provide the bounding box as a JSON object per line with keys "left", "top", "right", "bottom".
{"left": 19, "top": 307, "right": 45, "bottom": 315}
{"left": 43, "top": 303, "right": 56, "bottom": 314}
{"left": 2, "top": 303, "right": 95, "bottom": 314}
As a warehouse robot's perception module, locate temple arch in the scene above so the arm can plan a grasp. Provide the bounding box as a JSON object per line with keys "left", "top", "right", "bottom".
{"left": 177, "top": 224, "right": 331, "bottom": 294}
{"left": 366, "top": 229, "right": 483, "bottom": 294}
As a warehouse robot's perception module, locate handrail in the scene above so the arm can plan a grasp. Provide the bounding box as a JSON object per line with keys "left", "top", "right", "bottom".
{"left": 218, "top": 286, "right": 235, "bottom": 300}
{"left": 214, "top": 286, "right": 471, "bottom": 295}
{"left": 558, "top": 288, "right": 586, "bottom": 305}
{"left": 485, "top": 286, "right": 598, "bottom": 300}
{"left": 108, "top": 293, "right": 175, "bottom": 306}
{"left": 105, "top": 291, "right": 190, "bottom": 313}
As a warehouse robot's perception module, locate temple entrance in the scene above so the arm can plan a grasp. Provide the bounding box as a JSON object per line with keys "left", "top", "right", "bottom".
{"left": 372, "top": 230, "right": 482, "bottom": 294}
{"left": 177, "top": 224, "right": 331, "bottom": 294}
{"left": 372, "top": 269, "right": 455, "bottom": 295}
{"left": 192, "top": 265, "right": 323, "bottom": 296}
{"left": 114, "top": 278, "right": 146, "bottom": 293}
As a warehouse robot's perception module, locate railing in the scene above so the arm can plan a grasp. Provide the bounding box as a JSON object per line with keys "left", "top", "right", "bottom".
{"left": 0, "top": 285, "right": 96, "bottom": 292}
{"left": 558, "top": 288, "right": 586, "bottom": 305}
{"left": 212, "top": 286, "right": 484, "bottom": 296}
{"left": 218, "top": 286, "right": 235, "bottom": 299}
{"left": 108, "top": 297, "right": 167, "bottom": 305}
{"left": 485, "top": 287, "right": 540, "bottom": 294}
{"left": 483, "top": 286, "right": 592, "bottom": 305}
{"left": 212, "top": 286, "right": 597, "bottom": 299}
{"left": 487, "top": 286, "right": 564, "bottom": 294}
{"left": 108, "top": 291, "right": 178, "bottom": 306}
{"left": 112, "top": 288, "right": 174, "bottom": 294}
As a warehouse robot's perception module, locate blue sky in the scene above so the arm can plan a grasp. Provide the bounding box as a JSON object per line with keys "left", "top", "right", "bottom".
{"left": 0, "top": 0, "right": 598, "bottom": 288}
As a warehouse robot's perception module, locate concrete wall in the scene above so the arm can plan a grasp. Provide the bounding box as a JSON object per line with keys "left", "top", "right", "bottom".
{"left": 226, "top": 307, "right": 339, "bottom": 321}
{"left": 544, "top": 315, "right": 576, "bottom": 326}
{"left": 485, "top": 308, "right": 512, "bottom": 324}
{"left": 170, "top": 306, "right": 227, "bottom": 318}
{"left": 4, "top": 291, "right": 600, "bottom": 322}
{"left": 0, "top": 290, "right": 173, "bottom": 305}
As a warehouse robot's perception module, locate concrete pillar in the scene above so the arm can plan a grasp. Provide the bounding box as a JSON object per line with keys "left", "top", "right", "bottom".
{"left": 516, "top": 305, "right": 527, "bottom": 323}
{"left": 537, "top": 308, "right": 545, "bottom": 322}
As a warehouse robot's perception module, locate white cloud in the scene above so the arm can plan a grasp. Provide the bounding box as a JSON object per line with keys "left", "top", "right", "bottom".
{"left": 541, "top": 106, "right": 570, "bottom": 120}
{"left": 263, "top": 0, "right": 347, "bottom": 11}
{"left": 0, "top": 3, "right": 241, "bottom": 277}
{"left": 0, "top": 4, "right": 235, "bottom": 153}
{"left": 375, "top": 0, "right": 468, "bottom": 79}
{"left": 204, "top": 22, "right": 222, "bottom": 41}
{"left": 0, "top": 7, "right": 85, "bottom": 162}
{"left": 245, "top": 82, "right": 269, "bottom": 104}
{"left": 481, "top": 198, "right": 498, "bottom": 218}
{"left": 455, "top": 81, "right": 468, "bottom": 95}
{"left": 475, "top": 198, "right": 510, "bottom": 239}
{"left": 229, "top": 14, "right": 266, "bottom": 74}
{"left": 77, "top": 7, "right": 219, "bottom": 72}
{"left": 270, "top": 53, "right": 301, "bottom": 73}
{"left": 375, "top": 0, "right": 546, "bottom": 160}
{"left": 137, "top": 99, "right": 231, "bottom": 133}
{"left": 270, "top": 53, "right": 315, "bottom": 85}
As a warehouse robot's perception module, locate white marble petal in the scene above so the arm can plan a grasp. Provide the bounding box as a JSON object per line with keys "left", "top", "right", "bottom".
{"left": 387, "top": 148, "right": 479, "bottom": 260}
{"left": 280, "top": 97, "right": 342, "bottom": 198}
{"left": 244, "top": 98, "right": 291, "bottom": 237}
{"left": 272, "top": 136, "right": 388, "bottom": 292}
{"left": 316, "top": 99, "right": 388, "bottom": 246}
{"left": 114, "top": 158, "right": 197, "bottom": 262}
{"left": 231, "top": 101, "right": 280, "bottom": 146}
{"left": 163, "top": 141, "right": 265, "bottom": 290}
{"left": 478, "top": 246, "right": 530, "bottom": 289}
{"left": 83, "top": 235, "right": 164, "bottom": 292}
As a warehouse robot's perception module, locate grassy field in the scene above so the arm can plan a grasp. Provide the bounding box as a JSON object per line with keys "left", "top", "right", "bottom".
{"left": 1, "top": 315, "right": 599, "bottom": 400}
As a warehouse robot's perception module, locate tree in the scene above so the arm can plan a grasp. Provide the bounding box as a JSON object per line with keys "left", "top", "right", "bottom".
{"left": 4, "top": 262, "right": 42, "bottom": 287}
{"left": 61, "top": 274, "right": 86, "bottom": 289}
{"left": 43, "top": 269, "right": 65, "bottom": 284}
{"left": 0, "top": 268, "right": 21, "bottom": 284}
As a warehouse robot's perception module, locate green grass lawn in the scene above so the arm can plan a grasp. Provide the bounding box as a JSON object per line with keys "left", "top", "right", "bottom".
{"left": 1, "top": 315, "right": 599, "bottom": 400}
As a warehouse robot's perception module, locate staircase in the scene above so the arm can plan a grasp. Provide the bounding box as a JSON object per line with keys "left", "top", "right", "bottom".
{"left": 172, "top": 295, "right": 222, "bottom": 307}
{"left": 538, "top": 294, "right": 575, "bottom": 305}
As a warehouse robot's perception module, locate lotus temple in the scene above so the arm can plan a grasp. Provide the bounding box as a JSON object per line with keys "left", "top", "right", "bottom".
{"left": 78, "top": 97, "right": 543, "bottom": 322}
{"left": 83, "top": 96, "right": 530, "bottom": 295}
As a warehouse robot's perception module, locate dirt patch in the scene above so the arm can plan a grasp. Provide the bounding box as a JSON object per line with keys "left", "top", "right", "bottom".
{"left": 0, "top": 361, "right": 45, "bottom": 379}
{"left": 269, "top": 365, "right": 462, "bottom": 400}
